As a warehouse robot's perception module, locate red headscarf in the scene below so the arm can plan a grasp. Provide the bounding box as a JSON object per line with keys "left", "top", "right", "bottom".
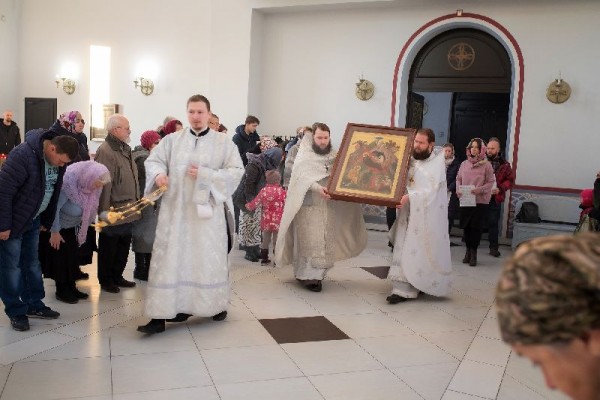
{"left": 163, "top": 119, "right": 182, "bottom": 135}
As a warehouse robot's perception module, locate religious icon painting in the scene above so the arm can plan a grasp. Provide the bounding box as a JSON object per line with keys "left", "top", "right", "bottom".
{"left": 327, "top": 123, "right": 416, "bottom": 207}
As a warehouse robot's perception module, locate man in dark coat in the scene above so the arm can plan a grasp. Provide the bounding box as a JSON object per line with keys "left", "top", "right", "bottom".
{"left": 0, "top": 110, "right": 21, "bottom": 155}
{"left": 486, "top": 138, "right": 514, "bottom": 257}
{"left": 232, "top": 115, "right": 260, "bottom": 167}
{"left": 0, "top": 130, "right": 79, "bottom": 331}
{"left": 444, "top": 143, "right": 461, "bottom": 246}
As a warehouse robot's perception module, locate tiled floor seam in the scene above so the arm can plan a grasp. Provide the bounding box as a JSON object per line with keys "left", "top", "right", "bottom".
{"left": 186, "top": 323, "right": 223, "bottom": 398}
{"left": 503, "top": 370, "right": 554, "bottom": 399}
{"left": 446, "top": 388, "right": 492, "bottom": 399}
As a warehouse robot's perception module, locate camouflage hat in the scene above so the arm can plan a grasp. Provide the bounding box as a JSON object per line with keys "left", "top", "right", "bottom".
{"left": 496, "top": 233, "right": 600, "bottom": 345}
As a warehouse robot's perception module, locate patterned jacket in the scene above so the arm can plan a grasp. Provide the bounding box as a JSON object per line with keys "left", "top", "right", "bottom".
{"left": 245, "top": 184, "right": 286, "bottom": 232}
{"left": 491, "top": 159, "right": 514, "bottom": 204}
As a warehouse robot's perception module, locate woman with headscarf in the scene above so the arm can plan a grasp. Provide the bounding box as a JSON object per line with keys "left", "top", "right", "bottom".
{"left": 131, "top": 130, "right": 162, "bottom": 281}
{"left": 159, "top": 119, "right": 183, "bottom": 137}
{"left": 39, "top": 161, "right": 110, "bottom": 303}
{"left": 455, "top": 138, "right": 495, "bottom": 266}
{"left": 496, "top": 233, "right": 600, "bottom": 400}
{"left": 234, "top": 138, "right": 282, "bottom": 262}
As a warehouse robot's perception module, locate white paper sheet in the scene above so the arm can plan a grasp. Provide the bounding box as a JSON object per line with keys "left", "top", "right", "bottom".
{"left": 459, "top": 185, "right": 476, "bottom": 207}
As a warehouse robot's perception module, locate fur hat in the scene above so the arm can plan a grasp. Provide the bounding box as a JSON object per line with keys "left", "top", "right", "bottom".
{"left": 140, "top": 130, "right": 161, "bottom": 150}
{"left": 266, "top": 169, "right": 281, "bottom": 185}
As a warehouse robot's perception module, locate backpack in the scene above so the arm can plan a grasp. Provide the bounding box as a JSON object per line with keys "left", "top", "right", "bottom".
{"left": 516, "top": 201, "right": 541, "bottom": 223}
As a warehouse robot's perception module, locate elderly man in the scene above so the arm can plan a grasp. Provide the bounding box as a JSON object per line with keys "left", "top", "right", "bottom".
{"left": 94, "top": 114, "right": 140, "bottom": 293}
{"left": 275, "top": 123, "right": 367, "bottom": 292}
{"left": 0, "top": 131, "right": 79, "bottom": 331}
{"left": 387, "top": 129, "right": 452, "bottom": 303}
{"left": 497, "top": 233, "right": 600, "bottom": 400}
{"left": 137, "top": 95, "right": 244, "bottom": 334}
{"left": 0, "top": 110, "right": 21, "bottom": 155}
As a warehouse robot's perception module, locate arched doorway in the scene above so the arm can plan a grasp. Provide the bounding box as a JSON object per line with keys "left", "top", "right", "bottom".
{"left": 407, "top": 28, "right": 512, "bottom": 161}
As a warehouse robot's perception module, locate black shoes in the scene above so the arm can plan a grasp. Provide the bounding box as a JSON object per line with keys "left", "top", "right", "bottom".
{"left": 450, "top": 242, "right": 461, "bottom": 247}
{"left": 75, "top": 269, "right": 89, "bottom": 281}
{"left": 386, "top": 294, "right": 408, "bottom": 304}
{"left": 299, "top": 280, "right": 322, "bottom": 292}
{"left": 10, "top": 316, "right": 30, "bottom": 331}
{"left": 489, "top": 247, "right": 501, "bottom": 257}
{"left": 166, "top": 313, "right": 192, "bottom": 323}
{"left": 72, "top": 287, "right": 89, "bottom": 299}
{"left": 27, "top": 306, "right": 60, "bottom": 319}
{"left": 101, "top": 284, "right": 120, "bottom": 293}
{"left": 116, "top": 278, "right": 136, "bottom": 288}
{"left": 137, "top": 319, "right": 166, "bottom": 334}
{"left": 212, "top": 311, "right": 228, "bottom": 321}
{"left": 56, "top": 292, "right": 78, "bottom": 304}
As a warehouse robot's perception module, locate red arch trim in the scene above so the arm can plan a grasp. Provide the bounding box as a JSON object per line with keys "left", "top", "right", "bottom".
{"left": 390, "top": 12, "right": 524, "bottom": 179}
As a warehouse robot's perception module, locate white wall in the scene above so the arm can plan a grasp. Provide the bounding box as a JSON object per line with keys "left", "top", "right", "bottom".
{"left": 9, "top": 0, "right": 600, "bottom": 190}
{"left": 0, "top": 0, "right": 20, "bottom": 121}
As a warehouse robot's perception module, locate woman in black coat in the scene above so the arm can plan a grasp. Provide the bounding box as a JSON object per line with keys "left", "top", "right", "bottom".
{"left": 444, "top": 144, "right": 461, "bottom": 242}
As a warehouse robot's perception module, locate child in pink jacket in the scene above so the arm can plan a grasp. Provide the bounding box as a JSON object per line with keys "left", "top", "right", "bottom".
{"left": 245, "top": 170, "right": 286, "bottom": 265}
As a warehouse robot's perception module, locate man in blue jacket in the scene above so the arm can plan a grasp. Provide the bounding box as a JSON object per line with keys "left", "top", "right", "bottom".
{"left": 0, "top": 130, "right": 79, "bottom": 331}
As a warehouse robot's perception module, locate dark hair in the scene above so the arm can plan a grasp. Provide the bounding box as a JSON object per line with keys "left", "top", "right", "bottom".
{"left": 187, "top": 94, "right": 211, "bottom": 111}
{"left": 468, "top": 138, "right": 484, "bottom": 150}
{"left": 313, "top": 122, "right": 330, "bottom": 134}
{"left": 245, "top": 115, "right": 260, "bottom": 125}
{"left": 488, "top": 137, "right": 501, "bottom": 145}
{"left": 52, "top": 135, "right": 79, "bottom": 161}
{"left": 443, "top": 143, "right": 454, "bottom": 150}
{"left": 416, "top": 128, "right": 435, "bottom": 143}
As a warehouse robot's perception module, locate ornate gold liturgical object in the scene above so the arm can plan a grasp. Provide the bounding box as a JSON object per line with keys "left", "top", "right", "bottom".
{"left": 95, "top": 186, "right": 166, "bottom": 231}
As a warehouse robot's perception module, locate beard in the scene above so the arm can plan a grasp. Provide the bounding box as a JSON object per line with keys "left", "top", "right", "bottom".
{"left": 412, "top": 147, "right": 432, "bottom": 160}
{"left": 312, "top": 141, "right": 332, "bottom": 155}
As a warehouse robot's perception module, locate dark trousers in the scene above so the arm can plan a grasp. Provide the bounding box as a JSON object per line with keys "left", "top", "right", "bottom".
{"left": 234, "top": 205, "right": 240, "bottom": 233}
{"left": 386, "top": 207, "right": 397, "bottom": 230}
{"left": 464, "top": 226, "right": 483, "bottom": 249}
{"left": 98, "top": 224, "right": 132, "bottom": 286}
{"left": 487, "top": 200, "right": 501, "bottom": 248}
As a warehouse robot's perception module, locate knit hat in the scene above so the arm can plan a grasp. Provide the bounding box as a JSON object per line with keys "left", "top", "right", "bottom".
{"left": 266, "top": 170, "right": 281, "bottom": 185}
{"left": 140, "top": 130, "right": 161, "bottom": 150}
{"left": 163, "top": 119, "right": 182, "bottom": 135}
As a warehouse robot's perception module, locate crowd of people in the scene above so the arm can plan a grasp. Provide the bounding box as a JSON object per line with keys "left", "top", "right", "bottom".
{"left": 0, "top": 101, "right": 598, "bottom": 399}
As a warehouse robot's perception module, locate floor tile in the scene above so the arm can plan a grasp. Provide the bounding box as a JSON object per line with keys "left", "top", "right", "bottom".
{"left": 326, "top": 266, "right": 382, "bottom": 280}
{"left": 55, "top": 310, "right": 134, "bottom": 338}
{"left": 202, "top": 344, "right": 303, "bottom": 384}
{"left": 113, "top": 386, "right": 220, "bottom": 400}
{"left": 464, "top": 336, "right": 511, "bottom": 367}
{"left": 497, "top": 375, "right": 554, "bottom": 400}
{"left": 0, "top": 365, "right": 10, "bottom": 394}
{"left": 326, "top": 313, "right": 413, "bottom": 338}
{"left": 0, "top": 332, "right": 75, "bottom": 365}
{"left": 282, "top": 339, "right": 382, "bottom": 375}
{"left": 393, "top": 362, "right": 460, "bottom": 400}
{"left": 242, "top": 297, "right": 319, "bottom": 319}
{"left": 477, "top": 318, "right": 502, "bottom": 340}
{"left": 25, "top": 331, "right": 110, "bottom": 361}
{"left": 190, "top": 319, "right": 277, "bottom": 349}
{"left": 442, "top": 390, "right": 490, "bottom": 400}
{"left": 111, "top": 351, "right": 212, "bottom": 394}
{"left": 217, "top": 377, "right": 322, "bottom": 400}
{"left": 360, "top": 266, "right": 390, "bottom": 279}
{"left": 301, "top": 293, "right": 381, "bottom": 316}
{"left": 448, "top": 359, "right": 504, "bottom": 399}
{"left": 388, "top": 309, "right": 473, "bottom": 334}
{"left": 3, "top": 357, "right": 112, "bottom": 399}
{"left": 309, "top": 369, "right": 422, "bottom": 400}
{"left": 357, "top": 335, "right": 457, "bottom": 368}
{"left": 233, "top": 281, "right": 299, "bottom": 300}
{"left": 110, "top": 324, "right": 198, "bottom": 356}
{"left": 421, "top": 330, "right": 477, "bottom": 359}
{"left": 260, "top": 316, "right": 348, "bottom": 344}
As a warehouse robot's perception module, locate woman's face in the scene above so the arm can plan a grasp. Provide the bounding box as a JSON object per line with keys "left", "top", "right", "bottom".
{"left": 469, "top": 141, "right": 480, "bottom": 157}
{"left": 514, "top": 339, "right": 600, "bottom": 400}
{"left": 74, "top": 113, "right": 85, "bottom": 134}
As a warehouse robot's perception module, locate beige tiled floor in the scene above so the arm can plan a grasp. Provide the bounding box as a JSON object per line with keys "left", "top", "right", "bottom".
{"left": 0, "top": 230, "right": 568, "bottom": 400}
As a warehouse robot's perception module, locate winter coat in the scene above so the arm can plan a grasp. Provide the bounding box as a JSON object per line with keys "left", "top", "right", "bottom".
{"left": 94, "top": 133, "right": 140, "bottom": 224}
{"left": 232, "top": 125, "right": 260, "bottom": 166}
{"left": 446, "top": 157, "right": 461, "bottom": 219}
{"left": 491, "top": 160, "right": 514, "bottom": 204}
{"left": 0, "top": 119, "right": 21, "bottom": 154}
{"left": 0, "top": 129, "right": 66, "bottom": 237}
{"left": 131, "top": 145, "right": 159, "bottom": 252}
{"left": 245, "top": 184, "right": 286, "bottom": 231}
{"left": 456, "top": 159, "right": 496, "bottom": 205}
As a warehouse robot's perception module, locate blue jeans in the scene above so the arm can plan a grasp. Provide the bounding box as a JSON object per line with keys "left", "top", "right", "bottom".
{"left": 487, "top": 200, "right": 501, "bottom": 248}
{"left": 0, "top": 217, "right": 46, "bottom": 318}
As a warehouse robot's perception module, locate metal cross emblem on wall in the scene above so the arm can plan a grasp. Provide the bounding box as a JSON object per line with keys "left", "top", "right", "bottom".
{"left": 447, "top": 42, "right": 476, "bottom": 71}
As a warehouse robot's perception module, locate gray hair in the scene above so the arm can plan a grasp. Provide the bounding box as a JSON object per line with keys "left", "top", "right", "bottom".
{"left": 106, "top": 114, "right": 125, "bottom": 133}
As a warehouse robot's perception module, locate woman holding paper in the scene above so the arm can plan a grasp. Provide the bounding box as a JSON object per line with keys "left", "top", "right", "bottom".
{"left": 456, "top": 138, "right": 495, "bottom": 266}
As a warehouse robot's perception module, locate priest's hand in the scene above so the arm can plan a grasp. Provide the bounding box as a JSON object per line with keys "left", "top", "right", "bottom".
{"left": 50, "top": 232, "right": 65, "bottom": 250}
{"left": 319, "top": 186, "right": 331, "bottom": 199}
{"left": 155, "top": 174, "right": 169, "bottom": 188}
{"left": 396, "top": 194, "right": 409, "bottom": 209}
{"left": 188, "top": 164, "right": 199, "bottom": 178}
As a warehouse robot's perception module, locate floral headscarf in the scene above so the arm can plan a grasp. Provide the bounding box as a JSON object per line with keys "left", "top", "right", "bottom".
{"left": 466, "top": 138, "right": 487, "bottom": 164}
{"left": 260, "top": 137, "right": 278, "bottom": 152}
{"left": 58, "top": 111, "right": 81, "bottom": 133}
{"left": 61, "top": 161, "right": 110, "bottom": 245}
{"left": 496, "top": 233, "right": 600, "bottom": 345}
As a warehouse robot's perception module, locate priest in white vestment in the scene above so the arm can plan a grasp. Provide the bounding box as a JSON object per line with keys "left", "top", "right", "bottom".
{"left": 387, "top": 128, "right": 452, "bottom": 303}
{"left": 275, "top": 123, "right": 367, "bottom": 292}
{"left": 137, "top": 95, "right": 244, "bottom": 334}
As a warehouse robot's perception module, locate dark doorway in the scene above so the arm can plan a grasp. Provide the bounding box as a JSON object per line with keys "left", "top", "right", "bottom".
{"left": 24, "top": 98, "right": 57, "bottom": 133}
{"left": 451, "top": 92, "right": 509, "bottom": 162}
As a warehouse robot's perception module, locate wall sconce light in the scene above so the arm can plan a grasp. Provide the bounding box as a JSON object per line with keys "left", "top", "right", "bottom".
{"left": 133, "top": 77, "right": 154, "bottom": 95}
{"left": 55, "top": 76, "right": 76, "bottom": 95}
{"left": 355, "top": 75, "right": 374, "bottom": 101}
{"left": 546, "top": 74, "right": 571, "bottom": 104}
